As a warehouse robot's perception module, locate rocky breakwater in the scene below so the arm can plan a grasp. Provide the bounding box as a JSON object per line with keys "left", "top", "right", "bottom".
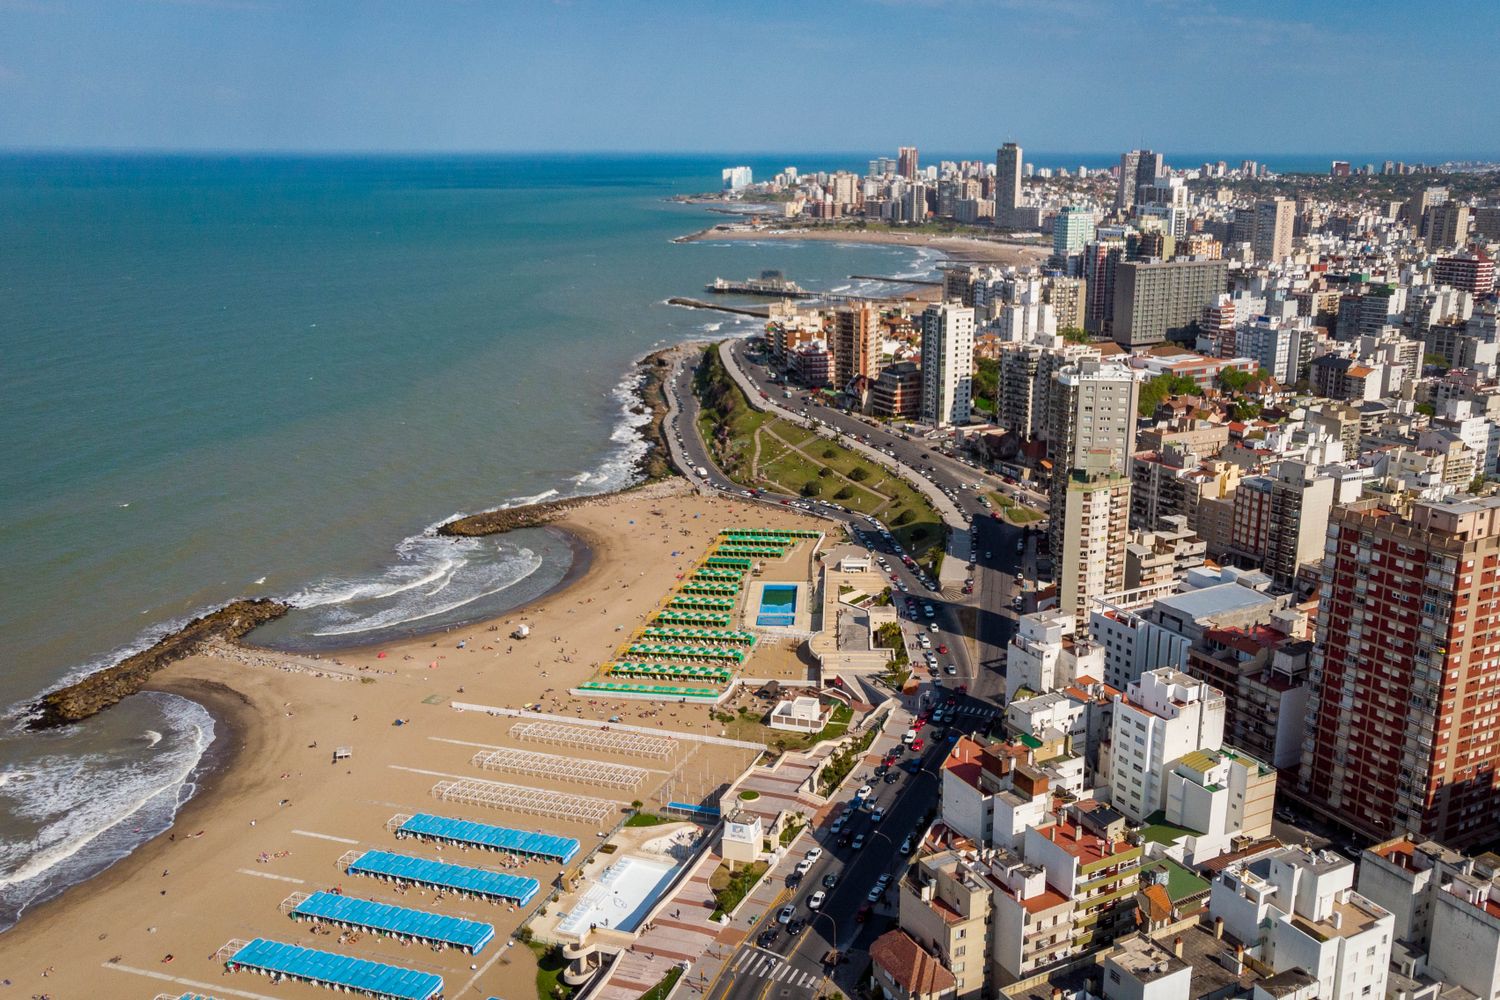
{"left": 29, "top": 598, "right": 290, "bottom": 729}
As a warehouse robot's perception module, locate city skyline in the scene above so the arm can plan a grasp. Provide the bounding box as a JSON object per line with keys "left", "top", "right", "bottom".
{"left": 1, "top": 0, "right": 1496, "bottom": 155}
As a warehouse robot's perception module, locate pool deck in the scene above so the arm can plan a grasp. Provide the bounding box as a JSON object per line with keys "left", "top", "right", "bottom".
{"left": 746, "top": 578, "right": 816, "bottom": 634}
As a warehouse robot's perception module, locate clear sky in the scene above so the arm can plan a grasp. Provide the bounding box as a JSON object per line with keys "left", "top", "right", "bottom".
{"left": 1, "top": 0, "right": 1495, "bottom": 157}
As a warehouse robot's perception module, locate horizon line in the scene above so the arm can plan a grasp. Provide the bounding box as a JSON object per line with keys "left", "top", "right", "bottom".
{"left": 2, "top": 145, "right": 1496, "bottom": 163}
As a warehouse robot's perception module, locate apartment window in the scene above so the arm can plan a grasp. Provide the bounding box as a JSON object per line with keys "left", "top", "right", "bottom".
{"left": 956, "top": 928, "right": 966, "bottom": 939}
{"left": 1109, "top": 970, "right": 1121, "bottom": 984}
{"left": 954, "top": 946, "right": 966, "bottom": 957}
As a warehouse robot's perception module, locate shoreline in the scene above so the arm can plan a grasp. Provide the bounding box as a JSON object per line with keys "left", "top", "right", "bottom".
{"left": 675, "top": 222, "right": 1051, "bottom": 265}
{"left": 23, "top": 339, "right": 694, "bottom": 730}
{"left": 0, "top": 479, "right": 822, "bottom": 999}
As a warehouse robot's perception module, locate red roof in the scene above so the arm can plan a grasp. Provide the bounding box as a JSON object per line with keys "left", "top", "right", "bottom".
{"left": 870, "top": 930, "right": 958, "bottom": 997}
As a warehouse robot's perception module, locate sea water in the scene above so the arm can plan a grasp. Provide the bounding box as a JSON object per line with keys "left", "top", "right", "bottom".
{"left": 0, "top": 153, "right": 945, "bottom": 927}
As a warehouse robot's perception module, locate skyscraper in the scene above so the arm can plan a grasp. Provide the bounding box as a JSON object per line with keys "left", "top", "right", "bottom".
{"left": 920, "top": 302, "right": 975, "bottom": 428}
{"left": 897, "top": 146, "right": 919, "bottom": 181}
{"left": 721, "top": 166, "right": 753, "bottom": 192}
{"left": 1300, "top": 496, "right": 1500, "bottom": 848}
{"left": 995, "top": 143, "right": 1023, "bottom": 213}
{"left": 1115, "top": 151, "right": 1141, "bottom": 212}
{"left": 1252, "top": 198, "right": 1296, "bottom": 262}
{"left": 832, "top": 304, "right": 879, "bottom": 393}
{"left": 1116, "top": 149, "right": 1163, "bottom": 212}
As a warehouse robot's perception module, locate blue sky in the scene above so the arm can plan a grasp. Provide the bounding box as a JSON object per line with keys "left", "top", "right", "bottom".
{"left": 0, "top": 0, "right": 1495, "bottom": 156}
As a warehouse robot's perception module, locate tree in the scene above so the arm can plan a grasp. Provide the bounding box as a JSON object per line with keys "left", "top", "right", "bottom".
{"left": 893, "top": 509, "right": 915, "bottom": 526}
{"left": 800, "top": 480, "right": 822, "bottom": 497}
{"left": 849, "top": 466, "right": 870, "bottom": 482}
{"left": 1218, "top": 367, "right": 1271, "bottom": 393}
{"left": 1060, "top": 327, "right": 1090, "bottom": 344}
{"left": 822, "top": 446, "right": 836, "bottom": 459}
{"left": 972, "top": 358, "right": 999, "bottom": 404}
{"left": 1415, "top": 401, "right": 1436, "bottom": 417}
{"left": 1137, "top": 373, "right": 1200, "bottom": 416}
{"left": 834, "top": 485, "right": 854, "bottom": 500}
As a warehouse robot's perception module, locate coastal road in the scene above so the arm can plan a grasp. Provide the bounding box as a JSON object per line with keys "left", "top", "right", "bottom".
{"left": 664, "top": 350, "right": 983, "bottom": 699}
{"left": 665, "top": 346, "right": 1016, "bottom": 993}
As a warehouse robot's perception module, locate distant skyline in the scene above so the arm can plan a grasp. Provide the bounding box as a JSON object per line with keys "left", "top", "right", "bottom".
{"left": 1, "top": 0, "right": 1496, "bottom": 157}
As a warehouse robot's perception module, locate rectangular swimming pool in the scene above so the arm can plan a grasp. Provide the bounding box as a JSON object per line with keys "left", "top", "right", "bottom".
{"left": 757, "top": 584, "right": 798, "bottom": 627}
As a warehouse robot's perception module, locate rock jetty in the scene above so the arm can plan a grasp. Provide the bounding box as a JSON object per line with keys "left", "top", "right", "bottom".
{"left": 29, "top": 598, "right": 290, "bottom": 729}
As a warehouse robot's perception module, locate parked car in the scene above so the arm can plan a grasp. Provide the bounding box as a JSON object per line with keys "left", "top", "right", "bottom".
{"left": 778, "top": 905, "right": 795, "bottom": 924}
{"left": 808, "top": 890, "right": 826, "bottom": 910}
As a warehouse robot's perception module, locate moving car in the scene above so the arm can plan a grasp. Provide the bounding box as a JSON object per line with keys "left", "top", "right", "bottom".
{"left": 808, "top": 890, "right": 826, "bottom": 910}
{"left": 822, "top": 873, "right": 839, "bottom": 889}
{"left": 851, "top": 833, "right": 866, "bottom": 850}
{"left": 778, "top": 904, "right": 795, "bottom": 924}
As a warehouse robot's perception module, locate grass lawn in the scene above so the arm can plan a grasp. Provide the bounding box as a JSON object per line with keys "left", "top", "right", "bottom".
{"left": 989, "top": 491, "right": 1043, "bottom": 525}
{"left": 710, "top": 860, "right": 768, "bottom": 919}
{"left": 632, "top": 966, "right": 684, "bottom": 1000}
{"left": 693, "top": 349, "right": 942, "bottom": 554}
{"left": 530, "top": 941, "right": 574, "bottom": 1000}
{"left": 721, "top": 701, "right": 853, "bottom": 751}
{"left": 625, "top": 812, "right": 675, "bottom": 827}
{"left": 1140, "top": 811, "right": 1202, "bottom": 845}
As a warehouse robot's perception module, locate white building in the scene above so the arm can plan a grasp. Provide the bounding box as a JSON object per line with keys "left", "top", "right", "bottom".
{"left": 921, "top": 302, "right": 976, "bottom": 428}
{"left": 721, "top": 166, "right": 753, "bottom": 192}
{"left": 1107, "top": 668, "right": 1225, "bottom": 821}
{"left": 1210, "top": 848, "right": 1394, "bottom": 1000}
{"left": 1004, "top": 612, "right": 1103, "bottom": 702}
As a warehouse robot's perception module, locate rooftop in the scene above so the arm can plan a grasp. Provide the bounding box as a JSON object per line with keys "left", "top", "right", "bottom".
{"left": 1155, "top": 581, "right": 1276, "bottom": 622}
{"left": 1110, "top": 934, "right": 1190, "bottom": 983}
{"left": 870, "top": 929, "right": 958, "bottom": 997}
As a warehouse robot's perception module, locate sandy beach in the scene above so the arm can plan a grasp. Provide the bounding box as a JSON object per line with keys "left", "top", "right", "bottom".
{"left": 679, "top": 223, "right": 1051, "bottom": 267}
{"left": 0, "top": 479, "right": 829, "bottom": 999}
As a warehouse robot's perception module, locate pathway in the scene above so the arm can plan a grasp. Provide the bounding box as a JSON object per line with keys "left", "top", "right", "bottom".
{"left": 449, "top": 702, "right": 768, "bottom": 750}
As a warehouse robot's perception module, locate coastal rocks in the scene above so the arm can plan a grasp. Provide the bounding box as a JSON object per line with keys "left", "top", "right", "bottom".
{"left": 29, "top": 598, "right": 290, "bottom": 730}
{"left": 438, "top": 495, "right": 601, "bottom": 537}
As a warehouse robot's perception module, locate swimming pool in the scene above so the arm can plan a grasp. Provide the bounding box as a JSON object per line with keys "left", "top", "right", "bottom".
{"left": 555, "top": 855, "right": 681, "bottom": 938}
{"left": 756, "top": 584, "right": 798, "bottom": 627}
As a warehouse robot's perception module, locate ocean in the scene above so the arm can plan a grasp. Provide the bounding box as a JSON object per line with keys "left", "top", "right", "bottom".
{"left": 0, "top": 152, "right": 950, "bottom": 928}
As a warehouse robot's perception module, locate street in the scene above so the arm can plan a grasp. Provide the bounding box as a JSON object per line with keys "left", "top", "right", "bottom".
{"left": 659, "top": 341, "right": 1036, "bottom": 997}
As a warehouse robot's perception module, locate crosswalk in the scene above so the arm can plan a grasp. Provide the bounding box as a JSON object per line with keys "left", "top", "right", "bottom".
{"left": 729, "top": 946, "right": 822, "bottom": 990}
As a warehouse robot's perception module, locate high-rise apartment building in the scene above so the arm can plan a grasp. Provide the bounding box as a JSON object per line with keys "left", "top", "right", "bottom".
{"left": 1252, "top": 198, "right": 1295, "bottom": 262}
{"left": 1044, "top": 276, "right": 1087, "bottom": 333}
{"left": 832, "top": 303, "right": 880, "bottom": 393}
{"left": 1107, "top": 667, "right": 1226, "bottom": 821}
{"left": 897, "top": 146, "right": 919, "bottom": 181}
{"left": 920, "top": 302, "right": 975, "bottom": 428}
{"left": 1228, "top": 460, "right": 1335, "bottom": 588}
{"left": 1426, "top": 202, "right": 1472, "bottom": 251}
{"left": 1115, "top": 149, "right": 1162, "bottom": 212}
{"left": 1058, "top": 472, "right": 1132, "bottom": 626}
{"left": 1116, "top": 151, "right": 1142, "bottom": 211}
{"left": 1112, "top": 257, "right": 1230, "bottom": 349}
{"left": 721, "top": 166, "right": 753, "bottom": 192}
{"left": 1048, "top": 359, "right": 1140, "bottom": 622}
{"left": 1050, "top": 206, "right": 1096, "bottom": 275}
{"left": 1084, "top": 240, "right": 1126, "bottom": 336}
{"left": 1300, "top": 495, "right": 1500, "bottom": 848}
{"left": 1433, "top": 248, "right": 1495, "bottom": 297}
{"left": 1116, "top": 149, "right": 1164, "bottom": 211}
{"left": 996, "top": 142, "right": 1023, "bottom": 213}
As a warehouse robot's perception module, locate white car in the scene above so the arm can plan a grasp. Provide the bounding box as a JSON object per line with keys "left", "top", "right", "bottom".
{"left": 855, "top": 784, "right": 873, "bottom": 799}
{"left": 808, "top": 891, "right": 826, "bottom": 910}
{"left": 796, "top": 858, "right": 814, "bottom": 874}
{"left": 778, "top": 904, "right": 796, "bottom": 924}
{"left": 805, "top": 847, "right": 823, "bottom": 863}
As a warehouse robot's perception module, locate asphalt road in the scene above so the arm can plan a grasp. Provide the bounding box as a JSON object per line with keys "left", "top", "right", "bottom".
{"left": 663, "top": 346, "right": 1021, "bottom": 997}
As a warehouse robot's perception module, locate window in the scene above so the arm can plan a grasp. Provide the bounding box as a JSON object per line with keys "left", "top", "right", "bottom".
{"left": 1109, "top": 970, "right": 1121, "bottom": 984}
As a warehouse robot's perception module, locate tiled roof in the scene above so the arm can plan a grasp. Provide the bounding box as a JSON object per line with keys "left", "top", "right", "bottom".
{"left": 870, "top": 930, "right": 957, "bottom": 997}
